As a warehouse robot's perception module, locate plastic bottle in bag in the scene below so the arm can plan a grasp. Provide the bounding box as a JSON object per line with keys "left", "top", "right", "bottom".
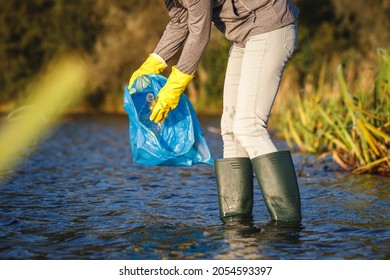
{"left": 139, "top": 93, "right": 162, "bottom": 138}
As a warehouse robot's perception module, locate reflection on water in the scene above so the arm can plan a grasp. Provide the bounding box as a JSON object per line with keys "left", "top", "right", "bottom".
{"left": 0, "top": 114, "right": 389, "bottom": 259}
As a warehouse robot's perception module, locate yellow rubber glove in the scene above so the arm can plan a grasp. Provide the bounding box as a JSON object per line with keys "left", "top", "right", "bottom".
{"left": 150, "top": 66, "right": 193, "bottom": 123}
{"left": 128, "top": 53, "right": 167, "bottom": 90}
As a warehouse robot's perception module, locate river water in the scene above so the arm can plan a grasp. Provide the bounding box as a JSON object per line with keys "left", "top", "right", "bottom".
{"left": 0, "top": 114, "right": 389, "bottom": 259}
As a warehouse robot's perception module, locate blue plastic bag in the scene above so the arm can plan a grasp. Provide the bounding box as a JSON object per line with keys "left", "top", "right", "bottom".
{"left": 123, "top": 74, "right": 214, "bottom": 166}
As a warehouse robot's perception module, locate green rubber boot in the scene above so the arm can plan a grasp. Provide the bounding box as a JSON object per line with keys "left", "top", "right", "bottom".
{"left": 251, "top": 150, "right": 302, "bottom": 222}
{"left": 215, "top": 158, "right": 254, "bottom": 219}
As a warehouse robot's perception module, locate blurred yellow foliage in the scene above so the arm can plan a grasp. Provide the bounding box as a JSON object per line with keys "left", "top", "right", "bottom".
{"left": 0, "top": 54, "right": 89, "bottom": 178}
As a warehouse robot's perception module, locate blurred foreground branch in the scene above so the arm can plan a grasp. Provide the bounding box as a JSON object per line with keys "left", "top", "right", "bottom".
{"left": 0, "top": 54, "right": 89, "bottom": 179}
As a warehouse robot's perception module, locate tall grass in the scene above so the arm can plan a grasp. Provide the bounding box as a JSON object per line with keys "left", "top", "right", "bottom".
{"left": 272, "top": 48, "right": 390, "bottom": 175}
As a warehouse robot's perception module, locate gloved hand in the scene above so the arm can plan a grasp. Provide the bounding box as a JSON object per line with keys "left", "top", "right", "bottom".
{"left": 150, "top": 66, "right": 193, "bottom": 123}
{"left": 128, "top": 53, "right": 167, "bottom": 90}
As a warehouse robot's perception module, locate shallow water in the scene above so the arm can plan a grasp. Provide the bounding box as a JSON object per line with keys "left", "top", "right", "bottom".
{"left": 0, "top": 114, "right": 389, "bottom": 260}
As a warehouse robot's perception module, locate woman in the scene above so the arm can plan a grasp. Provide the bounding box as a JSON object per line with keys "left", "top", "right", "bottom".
{"left": 129, "top": 0, "right": 301, "bottom": 223}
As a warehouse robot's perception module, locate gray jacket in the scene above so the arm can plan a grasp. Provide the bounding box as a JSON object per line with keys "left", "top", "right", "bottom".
{"left": 154, "top": 0, "right": 299, "bottom": 74}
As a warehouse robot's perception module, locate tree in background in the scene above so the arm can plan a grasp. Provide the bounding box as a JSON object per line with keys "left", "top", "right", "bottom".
{"left": 0, "top": 0, "right": 103, "bottom": 106}
{"left": 292, "top": 0, "right": 390, "bottom": 87}
{"left": 1, "top": 0, "right": 389, "bottom": 112}
{"left": 86, "top": 0, "right": 168, "bottom": 111}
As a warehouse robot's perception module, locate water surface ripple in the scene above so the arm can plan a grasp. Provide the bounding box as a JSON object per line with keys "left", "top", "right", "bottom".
{"left": 0, "top": 114, "right": 389, "bottom": 259}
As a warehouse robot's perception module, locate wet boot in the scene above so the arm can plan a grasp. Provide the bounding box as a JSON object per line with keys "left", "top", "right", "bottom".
{"left": 251, "top": 150, "right": 302, "bottom": 222}
{"left": 215, "top": 158, "right": 253, "bottom": 219}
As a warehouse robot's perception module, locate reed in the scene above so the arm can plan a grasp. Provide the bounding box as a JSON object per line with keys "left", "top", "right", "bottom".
{"left": 272, "top": 48, "right": 390, "bottom": 175}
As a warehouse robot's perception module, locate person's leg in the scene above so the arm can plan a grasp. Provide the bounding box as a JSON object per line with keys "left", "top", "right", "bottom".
{"left": 221, "top": 45, "right": 249, "bottom": 158}
{"left": 215, "top": 157, "right": 253, "bottom": 219}
{"left": 233, "top": 24, "right": 297, "bottom": 159}
{"left": 215, "top": 45, "right": 253, "bottom": 220}
{"left": 233, "top": 24, "right": 301, "bottom": 222}
{"left": 252, "top": 150, "right": 301, "bottom": 222}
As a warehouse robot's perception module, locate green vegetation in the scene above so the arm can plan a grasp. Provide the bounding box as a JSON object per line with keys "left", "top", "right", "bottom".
{"left": 1, "top": 0, "right": 389, "bottom": 174}
{"left": 271, "top": 48, "right": 390, "bottom": 175}
{"left": 0, "top": 0, "right": 167, "bottom": 111}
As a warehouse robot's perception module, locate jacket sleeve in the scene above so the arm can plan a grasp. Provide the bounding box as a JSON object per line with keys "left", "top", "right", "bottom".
{"left": 154, "top": 0, "right": 213, "bottom": 75}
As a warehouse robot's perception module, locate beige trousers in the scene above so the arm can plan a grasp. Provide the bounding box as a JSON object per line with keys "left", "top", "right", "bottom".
{"left": 221, "top": 23, "right": 297, "bottom": 159}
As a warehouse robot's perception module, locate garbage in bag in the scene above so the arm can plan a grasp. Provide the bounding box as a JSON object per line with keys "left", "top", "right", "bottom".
{"left": 123, "top": 74, "right": 214, "bottom": 166}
